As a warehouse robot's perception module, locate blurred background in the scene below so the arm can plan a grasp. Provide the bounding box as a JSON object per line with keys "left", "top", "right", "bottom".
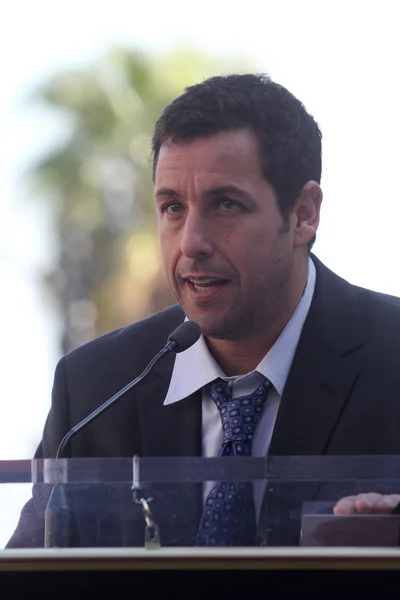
{"left": 1, "top": 0, "right": 399, "bottom": 545}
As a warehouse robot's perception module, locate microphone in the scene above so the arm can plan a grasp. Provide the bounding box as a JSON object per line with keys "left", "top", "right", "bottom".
{"left": 56, "top": 320, "right": 201, "bottom": 458}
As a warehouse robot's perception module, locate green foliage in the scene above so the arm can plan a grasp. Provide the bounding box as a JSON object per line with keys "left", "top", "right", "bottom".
{"left": 31, "top": 46, "right": 250, "bottom": 352}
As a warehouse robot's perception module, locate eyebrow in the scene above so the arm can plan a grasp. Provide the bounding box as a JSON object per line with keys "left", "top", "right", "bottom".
{"left": 155, "top": 185, "right": 249, "bottom": 200}
{"left": 208, "top": 185, "right": 249, "bottom": 198}
{"left": 155, "top": 188, "right": 180, "bottom": 200}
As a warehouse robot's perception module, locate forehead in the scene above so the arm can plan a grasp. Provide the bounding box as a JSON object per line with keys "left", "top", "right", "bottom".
{"left": 155, "top": 129, "right": 264, "bottom": 185}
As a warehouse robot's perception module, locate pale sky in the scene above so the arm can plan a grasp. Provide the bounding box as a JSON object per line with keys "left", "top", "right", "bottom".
{"left": 1, "top": 0, "right": 400, "bottom": 546}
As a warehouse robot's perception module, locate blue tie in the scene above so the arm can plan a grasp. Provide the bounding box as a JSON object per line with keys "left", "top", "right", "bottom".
{"left": 196, "top": 376, "right": 272, "bottom": 546}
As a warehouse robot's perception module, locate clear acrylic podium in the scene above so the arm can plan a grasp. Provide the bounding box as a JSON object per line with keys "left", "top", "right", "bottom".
{"left": 2, "top": 455, "right": 400, "bottom": 549}
{"left": 2, "top": 457, "right": 400, "bottom": 596}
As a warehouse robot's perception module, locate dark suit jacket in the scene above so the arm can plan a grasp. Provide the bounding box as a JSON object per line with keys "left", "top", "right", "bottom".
{"left": 7, "top": 254, "right": 400, "bottom": 548}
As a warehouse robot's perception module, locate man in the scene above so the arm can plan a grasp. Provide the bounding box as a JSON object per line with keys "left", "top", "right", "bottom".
{"left": 7, "top": 74, "right": 400, "bottom": 548}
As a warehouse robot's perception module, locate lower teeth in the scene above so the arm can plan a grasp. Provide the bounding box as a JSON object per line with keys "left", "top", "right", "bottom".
{"left": 194, "top": 285, "right": 210, "bottom": 292}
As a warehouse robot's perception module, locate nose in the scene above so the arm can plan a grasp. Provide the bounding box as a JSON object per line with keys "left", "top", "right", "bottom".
{"left": 180, "top": 211, "right": 214, "bottom": 259}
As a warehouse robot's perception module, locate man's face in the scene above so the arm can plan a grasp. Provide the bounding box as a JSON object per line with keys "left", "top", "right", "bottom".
{"left": 154, "top": 129, "right": 309, "bottom": 342}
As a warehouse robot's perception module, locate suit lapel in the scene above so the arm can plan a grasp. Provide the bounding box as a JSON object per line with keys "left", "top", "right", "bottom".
{"left": 269, "top": 334, "right": 360, "bottom": 454}
{"left": 136, "top": 351, "right": 202, "bottom": 457}
{"left": 270, "top": 255, "right": 365, "bottom": 456}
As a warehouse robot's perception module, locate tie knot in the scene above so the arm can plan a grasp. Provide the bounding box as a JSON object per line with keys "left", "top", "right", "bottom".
{"left": 209, "top": 379, "right": 232, "bottom": 408}
{"left": 209, "top": 377, "right": 272, "bottom": 456}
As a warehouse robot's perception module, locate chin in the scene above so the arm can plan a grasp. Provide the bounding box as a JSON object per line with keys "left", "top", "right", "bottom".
{"left": 194, "top": 319, "right": 241, "bottom": 341}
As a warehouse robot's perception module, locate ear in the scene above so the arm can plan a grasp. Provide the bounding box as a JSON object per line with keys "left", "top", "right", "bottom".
{"left": 293, "top": 181, "right": 322, "bottom": 248}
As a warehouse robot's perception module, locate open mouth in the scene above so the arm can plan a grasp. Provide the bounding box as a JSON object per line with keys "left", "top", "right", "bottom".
{"left": 184, "top": 277, "right": 228, "bottom": 293}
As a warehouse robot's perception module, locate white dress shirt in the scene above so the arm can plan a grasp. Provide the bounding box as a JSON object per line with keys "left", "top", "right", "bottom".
{"left": 164, "top": 258, "right": 316, "bottom": 513}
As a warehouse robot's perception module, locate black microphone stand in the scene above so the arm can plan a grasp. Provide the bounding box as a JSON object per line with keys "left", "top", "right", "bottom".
{"left": 56, "top": 340, "right": 176, "bottom": 459}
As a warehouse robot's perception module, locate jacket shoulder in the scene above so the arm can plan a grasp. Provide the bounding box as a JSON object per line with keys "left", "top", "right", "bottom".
{"left": 355, "top": 286, "right": 400, "bottom": 310}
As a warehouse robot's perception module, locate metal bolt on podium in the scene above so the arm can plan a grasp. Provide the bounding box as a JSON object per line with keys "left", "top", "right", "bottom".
{"left": 132, "top": 455, "right": 161, "bottom": 549}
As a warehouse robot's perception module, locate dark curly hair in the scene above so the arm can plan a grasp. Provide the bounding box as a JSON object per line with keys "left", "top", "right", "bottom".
{"left": 151, "top": 73, "right": 322, "bottom": 247}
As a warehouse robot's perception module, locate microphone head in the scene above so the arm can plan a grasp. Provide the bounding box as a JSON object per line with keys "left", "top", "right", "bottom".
{"left": 167, "top": 320, "right": 201, "bottom": 353}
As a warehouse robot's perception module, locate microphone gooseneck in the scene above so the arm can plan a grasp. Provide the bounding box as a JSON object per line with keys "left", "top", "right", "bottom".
{"left": 56, "top": 320, "right": 201, "bottom": 458}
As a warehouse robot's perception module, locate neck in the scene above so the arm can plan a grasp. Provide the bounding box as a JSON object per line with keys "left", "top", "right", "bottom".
{"left": 205, "top": 330, "right": 280, "bottom": 377}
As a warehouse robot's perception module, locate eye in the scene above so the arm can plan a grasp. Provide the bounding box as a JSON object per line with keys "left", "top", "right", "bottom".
{"left": 217, "top": 198, "right": 241, "bottom": 210}
{"left": 161, "top": 201, "right": 183, "bottom": 214}
{"left": 222, "top": 199, "right": 237, "bottom": 209}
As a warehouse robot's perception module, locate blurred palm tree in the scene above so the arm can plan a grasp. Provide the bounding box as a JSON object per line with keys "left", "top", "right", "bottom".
{"left": 31, "top": 47, "right": 247, "bottom": 353}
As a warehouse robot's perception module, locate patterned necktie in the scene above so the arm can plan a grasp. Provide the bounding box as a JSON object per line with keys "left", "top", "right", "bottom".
{"left": 196, "top": 376, "right": 272, "bottom": 547}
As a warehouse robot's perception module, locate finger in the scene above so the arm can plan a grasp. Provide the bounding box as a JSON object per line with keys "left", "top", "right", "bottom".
{"left": 333, "top": 495, "right": 359, "bottom": 515}
{"left": 336, "top": 493, "right": 400, "bottom": 515}
{"left": 353, "top": 497, "right": 376, "bottom": 513}
{"left": 377, "top": 495, "right": 400, "bottom": 511}
{"left": 354, "top": 493, "right": 400, "bottom": 513}
{"left": 333, "top": 493, "right": 400, "bottom": 515}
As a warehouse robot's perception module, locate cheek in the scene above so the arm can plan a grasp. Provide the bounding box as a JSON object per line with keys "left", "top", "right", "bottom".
{"left": 235, "top": 233, "right": 279, "bottom": 284}
{"left": 232, "top": 231, "right": 268, "bottom": 264}
{"left": 159, "top": 233, "right": 180, "bottom": 275}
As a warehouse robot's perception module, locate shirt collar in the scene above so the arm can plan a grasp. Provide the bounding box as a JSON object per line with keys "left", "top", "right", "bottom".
{"left": 164, "top": 257, "right": 316, "bottom": 405}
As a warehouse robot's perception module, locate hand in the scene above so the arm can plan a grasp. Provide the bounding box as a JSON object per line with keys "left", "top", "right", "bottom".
{"left": 333, "top": 493, "right": 400, "bottom": 515}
